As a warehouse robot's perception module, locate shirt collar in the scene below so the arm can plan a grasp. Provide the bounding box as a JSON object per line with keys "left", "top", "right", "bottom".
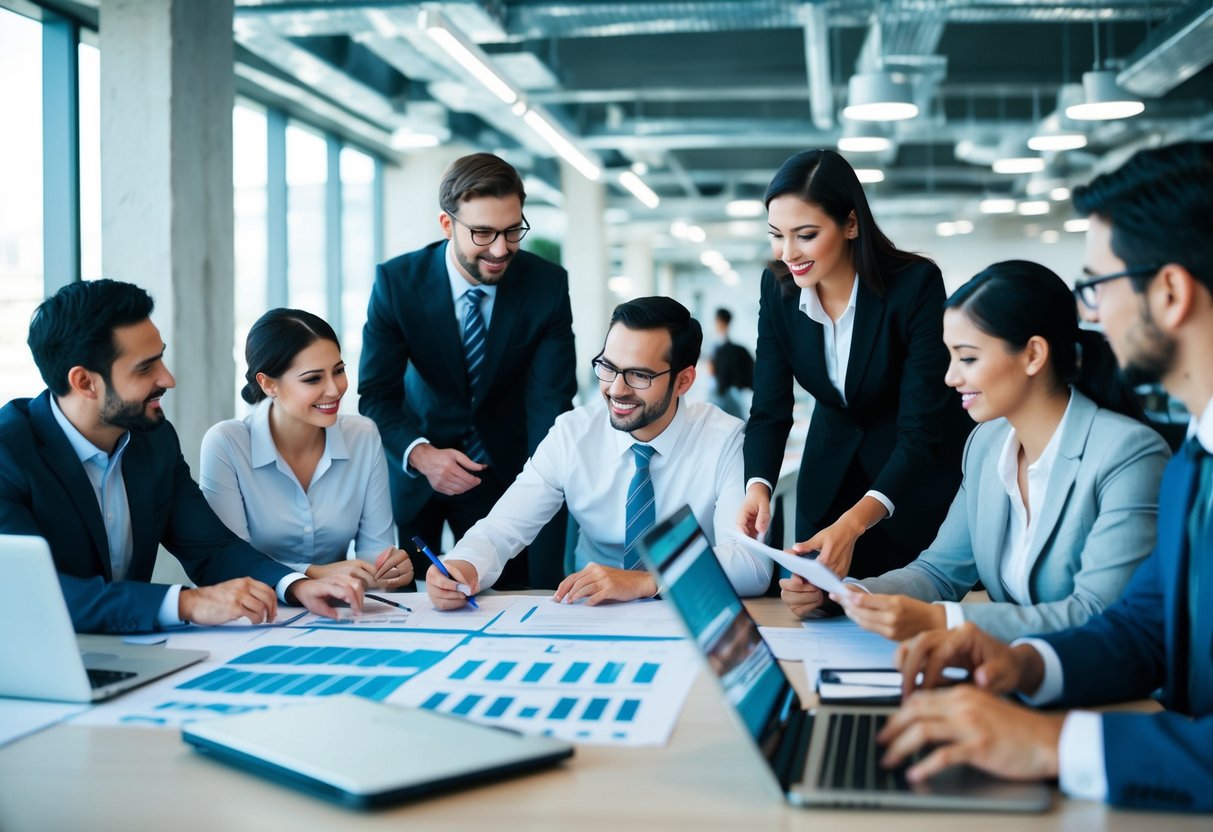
{"left": 996, "top": 389, "right": 1074, "bottom": 494}
{"left": 610, "top": 393, "right": 689, "bottom": 460}
{"left": 1191, "top": 396, "right": 1213, "bottom": 455}
{"left": 445, "top": 240, "right": 499, "bottom": 305}
{"left": 799, "top": 273, "right": 858, "bottom": 325}
{"left": 250, "top": 398, "right": 349, "bottom": 469}
{"left": 49, "top": 393, "right": 129, "bottom": 465}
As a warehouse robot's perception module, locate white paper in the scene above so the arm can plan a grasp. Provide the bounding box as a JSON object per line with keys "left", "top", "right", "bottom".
{"left": 759, "top": 618, "right": 895, "bottom": 673}
{"left": 484, "top": 597, "right": 684, "bottom": 639}
{"left": 729, "top": 533, "right": 848, "bottom": 595}
{"left": 391, "top": 636, "right": 699, "bottom": 746}
{"left": 284, "top": 592, "right": 521, "bottom": 632}
{"left": 0, "top": 700, "right": 89, "bottom": 748}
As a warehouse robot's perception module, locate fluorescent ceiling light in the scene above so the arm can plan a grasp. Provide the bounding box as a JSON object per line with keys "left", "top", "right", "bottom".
{"left": 979, "top": 198, "right": 1017, "bottom": 214}
{"left": 607, "top": 276, "right": 634, "bottom": 296}
{"left": 936, "top": 222, "right": 957, "bottom": 238}
{"left": 1064, "top": 218, "right": 1091, "bottom": 233}
{"left": 954, "top": 220, "right": 974, "bottom": 234}
{"left": 1065, "top": 70, "right": 1145, "bottom": 121}
{"left": 1050, "top": 187, "right": 1072, "bottom": 202}
{"left": 670, "top": 220, "right": 690, "bottom": 239}
{"left": 700, "top": 250, "right": 725, "bottom": 267}
{"left": 1017, "top": 200, "right": 1050, "bottom": 216}
{"left": 618, "top": 170, "right": 660, "bottom": 209}
{"left": 390, "top": 128, "right": 442, "bottom": 149}
{"left": 722, "top": 270, "right": 740, "bottom": 286}
{"left": 420, "top": 9, "right": 518, "bottom": 106}
{"left": 843, "top": 72, "right": 919, "bottom": 122}
{"left": 686, "top": 225, "right": 707, "bottom": 243}
{"left": 1028, "top": 132, "right": 1088, "bottom": 152}
{"left": 854, "top": 169, "right": 885, "bottom": 184}
{"left": 1041, "top": 230, "right": 1061, "bottom": 243}
{"left": 838, "top": 135, "right": 893, "bottom": 153}
{"left": 725, "top": 199, "right": 765, "bottom": 218}
{"left": 522, "top": 109, "right": 601, "bottom": 181}
{"left": 993, "top": 156, "right": 1046, "bottom": 175}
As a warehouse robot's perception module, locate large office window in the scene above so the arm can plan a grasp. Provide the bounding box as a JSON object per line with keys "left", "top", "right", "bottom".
{"left": 0, "top": 8, "right": 45, "bottom": 405}
{"left": 340, "top": 146, "right": 376, "bottom": 405}
{"left": 286, "top": 122, "right": 328, "bottom": 317}
{"left": 78, "top": 40, "right": 101, "bottom": 281}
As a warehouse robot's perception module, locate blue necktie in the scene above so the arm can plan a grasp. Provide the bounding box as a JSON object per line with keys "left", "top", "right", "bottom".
{"left": 461, "top": 288, "right": 488, "bottom": 464}
{"left": 623, "top": 443, "right": 657, "bottom": 569}
{"left": 1185, "top": 439, "right": 1213, "bottom": 710}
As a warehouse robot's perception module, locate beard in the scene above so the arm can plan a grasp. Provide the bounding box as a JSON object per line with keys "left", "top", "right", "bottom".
{"left": 100, "top": 385, "right": 167, "bottom": 433}
{"left": 605, "top": 382, "right": 676, "bottom": 435}
{"left": 1116, "top": 305, "right": 1177, "bottom": 388}
{"left": 452, "top": 235, "right": 512, "bottom": 285}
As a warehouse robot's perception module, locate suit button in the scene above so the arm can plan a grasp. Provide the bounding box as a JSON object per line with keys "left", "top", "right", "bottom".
{"left": 304, "top": 525, "right": 312, "bottom": 533}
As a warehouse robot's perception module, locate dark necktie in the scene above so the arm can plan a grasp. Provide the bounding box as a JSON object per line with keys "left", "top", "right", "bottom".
{"left": 1184, "top": 438, "right": 1213, "bottom": 711}
{"left": 461, "top": 288, "right": 488, "bottom": 464}
{"left": 623, "top": 443, "right": 657, "bottom": 570}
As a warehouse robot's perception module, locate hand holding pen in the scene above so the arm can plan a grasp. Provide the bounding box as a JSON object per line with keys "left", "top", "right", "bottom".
{"left": 413, "top": 535, "right": 481, "bottom": 610}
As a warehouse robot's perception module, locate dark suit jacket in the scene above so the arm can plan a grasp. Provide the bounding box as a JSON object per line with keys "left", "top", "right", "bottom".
{"left": 358, "top": 241, "right": 577, "bottom": 524}
{"left": 0, "top": 392, "right": 292, "bottom": 634}
{"left": 1041, "top": 447, "right": 1213, "bottom": 811}
{"left": 713, "top": 340, "right": 753, "bottom": 393}
{"left": 743, "top": 261, "right": 971, "bottom": 551}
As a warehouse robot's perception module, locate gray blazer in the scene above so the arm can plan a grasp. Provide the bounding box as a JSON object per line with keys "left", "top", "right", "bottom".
{"left": 858, "top": 389, "right": 1169, "bottom": 641}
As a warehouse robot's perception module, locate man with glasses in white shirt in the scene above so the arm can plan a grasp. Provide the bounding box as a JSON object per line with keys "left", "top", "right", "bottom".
{"left": 425, "top": 297, "right": 772, "bottom": 609}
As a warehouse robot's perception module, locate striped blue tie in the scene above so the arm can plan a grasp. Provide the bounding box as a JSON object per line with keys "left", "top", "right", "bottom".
{"left": 623, "top": 443, "right": 657, "bottom": 569}
{"left": 461, "top": 288, "right": 488, "bottom": 464}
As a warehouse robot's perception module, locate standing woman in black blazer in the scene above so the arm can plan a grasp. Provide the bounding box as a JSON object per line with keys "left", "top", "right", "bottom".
{"left": 739, "top": 149, "right": 972, "bottom": 609}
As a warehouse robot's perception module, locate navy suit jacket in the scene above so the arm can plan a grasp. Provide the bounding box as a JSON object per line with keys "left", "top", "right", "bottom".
{"left": 1041, "top": 447, "right": 1213, "bottom": 811}
{"left": 358, "top": 241, "right": 577, "bottom": 524}
{"left": 0, "top": 392, "right": 292, "bottom": 634}
{"left": 743, "top": 260, "right": 972, "bottom": 550}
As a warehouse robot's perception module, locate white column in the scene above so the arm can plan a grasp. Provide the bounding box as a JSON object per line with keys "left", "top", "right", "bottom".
{"left": 623, "top": 239, "right": 655, "bottom": 299}
{"left": 560, "top": 162, "right": 610, "bottom": 397}
{"left": 100, "top": 0, "right": 235, "bottom": 473}
{"left": 381, "top": 146, "right": 469, "bottom": 258}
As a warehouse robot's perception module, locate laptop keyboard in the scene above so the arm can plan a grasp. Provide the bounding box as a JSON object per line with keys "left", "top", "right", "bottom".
{"left": 817, "top": 712, "right": 925, "bottom": 792}
{"left": 86, "top": 668, "right": 137, "bottom": 688}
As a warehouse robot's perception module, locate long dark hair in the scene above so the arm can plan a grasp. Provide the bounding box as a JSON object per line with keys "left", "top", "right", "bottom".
{"left": 764, "top": 149, "right": 929, "bottom": 297}
{"left": 241, "top": 308, "right": 341, "bottom": 405}
{"left": 944, "top": 260, "right": 1145, "bottom": 422}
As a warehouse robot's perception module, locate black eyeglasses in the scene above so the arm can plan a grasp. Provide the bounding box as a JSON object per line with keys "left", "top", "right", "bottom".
{"left": 447, "top": 211, "right": 530, "bottom": 246}
{"left": 592, "top": 358, "right": 672, "bottom": 390}
{"left": 1073, "top": 265, "right": 1161, "bottom": 310}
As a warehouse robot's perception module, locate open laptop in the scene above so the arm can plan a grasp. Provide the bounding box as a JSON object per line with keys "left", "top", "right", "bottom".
{"left": 0, "top": 534, "right": 207, "bottom": 703}
{"left": 638, "top": 507, "right": 1052, "bottom": 812}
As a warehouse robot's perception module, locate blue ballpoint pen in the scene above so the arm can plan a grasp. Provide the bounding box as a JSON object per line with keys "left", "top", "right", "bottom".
{"left": 412, "top": 535, "right": 480, "bottom": 609}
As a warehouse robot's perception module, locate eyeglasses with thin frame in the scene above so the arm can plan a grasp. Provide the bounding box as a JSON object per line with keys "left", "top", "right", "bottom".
{"left": 592, "top": 357, "right": 672, "bottom": 390}
{"left": 446, "top": 211, "right": 530, "bottom": 246}
{"left": 1073, "top": 264, "right": 1161, "bottom": 310}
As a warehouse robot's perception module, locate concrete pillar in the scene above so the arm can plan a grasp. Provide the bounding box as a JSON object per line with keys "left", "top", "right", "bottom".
{"left": 100, "top": 0, "right": 235, "bottom": 474}
{"left": 560, "top": 162, "right": 610, "bottom": 397}
{"left": 381, "top": 146, "right": 468, "bottom": 258}
{"left": 623, "top": 239, "right": 655, "bottom": 299}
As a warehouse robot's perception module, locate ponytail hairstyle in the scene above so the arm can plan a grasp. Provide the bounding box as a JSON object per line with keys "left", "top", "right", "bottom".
{"left": 241, "top": 308, "right": 341, "bottom": 405}
{"left": 943, "top": 260, "right": 1145, "bottom": 423}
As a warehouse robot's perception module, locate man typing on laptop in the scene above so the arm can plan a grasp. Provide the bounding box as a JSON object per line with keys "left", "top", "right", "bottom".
{"left": 0, "top": 279, "right": 363, "bottom": 634}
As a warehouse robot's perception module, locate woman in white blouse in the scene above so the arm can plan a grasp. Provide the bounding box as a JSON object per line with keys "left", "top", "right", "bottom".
{"left": 200, "top": 309, "right": 413, "bottom": 589}
{"left": 794, "top": 260, "right": 1170, "bottom": 642}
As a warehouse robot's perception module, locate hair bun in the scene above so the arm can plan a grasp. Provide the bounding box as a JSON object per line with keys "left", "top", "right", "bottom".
{"left": 240, "top": 380, "right": 266, "bottom": 405}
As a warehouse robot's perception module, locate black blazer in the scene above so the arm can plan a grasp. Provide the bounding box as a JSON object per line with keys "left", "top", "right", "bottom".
{"left": 743, "top": 261, "right": 971, "bottom": 551}
{"left": 0, "top": 392, "right": 292, "bottom": 634}
{"left": 358, "top": 241, "right": 577, "bottom": 524}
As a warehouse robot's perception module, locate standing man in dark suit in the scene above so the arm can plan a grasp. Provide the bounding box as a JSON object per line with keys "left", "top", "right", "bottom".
{"left": 708, "top": 307, "right": 753, "bottom": 421}
{"left": 0, "top": 280, "right": 364, "bottom": 634}
{"left": 359, "top": 153, "right": 577, "bottom": 587}
{"left": 879, "top": 142, "right": 1213, "bottom": 812}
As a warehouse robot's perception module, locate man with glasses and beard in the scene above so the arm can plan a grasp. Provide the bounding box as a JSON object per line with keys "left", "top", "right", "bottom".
{"left": 425, "top": 297, "right": 771, "bottom": 610}
{"left": 874, "top": 142, "right": 1213, "bottom": 811}
{"left": 0, "top": 280, "right": 365, "bottom": 634}
{"left": 359, "top": 153, "right": 576, "bottom": 589}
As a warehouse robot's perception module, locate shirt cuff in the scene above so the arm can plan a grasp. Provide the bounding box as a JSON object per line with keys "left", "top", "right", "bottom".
{"left": 156, "top": 585, "right": 187, "bottom": 629}
{"left": 940, "top": 601, "right": 965, "bottom": 629}
{"left": 745, "top": 477, "right": 774, "bottom": 494}
{"left": 864, "top": 489, "right": 895, "bottom": 518}
{"left": 276, "top": 572, "right": 309, "bottom": 604}
{"left": 1058, "top": 711, "right": 1108, "bottom": 802}
{"left": 1011, "top": 637, "right": 1064, "bottom": 705}
{"left": 403, "top": 437, "right": 431, "bottom": 478}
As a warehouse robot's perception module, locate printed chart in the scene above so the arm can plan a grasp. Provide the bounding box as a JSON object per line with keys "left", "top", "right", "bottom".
{"left": 391, "top": 636, "right": 699, "bottom": 746}
{"left": 284, "top": 592, "right": 520, "bottom": 632}
{"left": 484, "top": 597, "right": 684, "bottom": 638}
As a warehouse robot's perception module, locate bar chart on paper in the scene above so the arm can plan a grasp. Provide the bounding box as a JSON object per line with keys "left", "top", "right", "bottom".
{"left": 391, "top": 637, "right": 699, "bottom": 746}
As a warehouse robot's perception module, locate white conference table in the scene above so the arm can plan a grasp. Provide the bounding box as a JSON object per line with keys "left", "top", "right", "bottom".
{"left": 0, "top": 596, "right": 1204, "bottom": 832}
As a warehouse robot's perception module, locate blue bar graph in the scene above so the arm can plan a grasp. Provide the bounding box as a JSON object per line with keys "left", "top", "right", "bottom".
{"left": 485, "top": 696, "right": 514, "bottom": 718}
{"left": 518, "top": 706, "right": 540, "bottom": 719}
{"left": 227, "top": 645, "right": 447, "bottom": 672}
{"left": 617, "top": 700, "right": 640, "bottom": 722}
{"left": 450, "top": 660, "right": 484, "bottom": 680}
{"left": 453, "top": 694, "right": 483, "bottom": 716}
{"left": 581, "top": 698, "right": 609, "bottom": 721}
{"left": 522, "top": 662, "right": 552, "bottom": 683}
{"left": 595, "top": 662, "right": 623, "bottom": 684}
{"left": 421, "top": 692, "right": 449, "bottom": 710}
{"left": 176, "top": 668, "right": 408, "bottom": 701}
{"left": 486, "top": 661, "right": 517, "bottom": 681}
{"left": 634, "top": 663, "right": 659, "bottom": 684}
{"left": 549, "top": 697, "right": 577, "bottom": 720}
{"left": 561, "top": 662, "right": 589, "bottom": 683}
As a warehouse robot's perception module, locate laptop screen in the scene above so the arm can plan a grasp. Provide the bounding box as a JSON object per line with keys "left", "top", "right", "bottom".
{"left": 640, "top": 507, "right": 786, "bottom": 740}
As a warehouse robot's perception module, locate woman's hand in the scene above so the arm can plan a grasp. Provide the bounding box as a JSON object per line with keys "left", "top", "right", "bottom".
{"left": 370, "top": 546, "right": 415, "bottom": 590}
{"left": 779, "top": 573, "right": 825, "bottom": 618}
{"left": 833, "top": 587, "right": 946, "bottom": 641}
{"left": 304, "top": 559, "right": 377, "bottom": 587}
{"left": 738, "top": 482, "right": 772, "bottom": 538}
{"left": 792, "top": 514, "right": 865, "bottom": 579}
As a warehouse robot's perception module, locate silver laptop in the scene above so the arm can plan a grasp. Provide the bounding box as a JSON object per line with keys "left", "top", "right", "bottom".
{"left": 638, "top": 507, "right": 1052, "bottom": 812}
{"left": 0, "top": 534, "right": 207, "bottom": 703}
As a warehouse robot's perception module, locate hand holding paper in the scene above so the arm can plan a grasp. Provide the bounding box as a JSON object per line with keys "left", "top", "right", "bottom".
{"left": 730, "top": 532, "right": 848, "bottom": 596}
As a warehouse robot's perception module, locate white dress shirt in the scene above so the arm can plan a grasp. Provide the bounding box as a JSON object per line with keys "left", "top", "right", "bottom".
{"left": 448, "top": 398, "right": 772, "bottom": 595}
{"left": 1020, "top": 396, "right": 1213, "bottom": 802}
{"left": 199, "top": 399, "right": 395, "bottom": 574}
{"left": 402, "top": 240, "right": 499, "bottom": 473}
{"left": 941, "top": 392, "right": 1072, "bottom": 628}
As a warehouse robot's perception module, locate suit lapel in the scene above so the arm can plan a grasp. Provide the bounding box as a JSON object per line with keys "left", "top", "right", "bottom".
{"left": 476, "top": 272, "right": 521, "bottom": 405}
{"left": 29, "top": 393, "right": 113, "bottom": 579}
{"left": 844, "top": 279, "right": 885, "bottom": 404}
{"left": 418, "top": 243, "right": 469, "bottom": 392}
{"left": 1171, "top": 449, "right": 1203, "bottom": 703}
{"left": 787, "top": 291, "right": 845, "bottom": 408}
{"left": 121, "top": 436, "right": 158, "bottom": 580}
{"left": 976, "top": 441, "right": 1011, "bottom": 601}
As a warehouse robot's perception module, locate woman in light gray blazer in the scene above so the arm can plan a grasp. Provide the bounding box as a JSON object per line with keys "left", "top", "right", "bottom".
{"left": 802, "top": 261, "right": 1170, "bottom": 642}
